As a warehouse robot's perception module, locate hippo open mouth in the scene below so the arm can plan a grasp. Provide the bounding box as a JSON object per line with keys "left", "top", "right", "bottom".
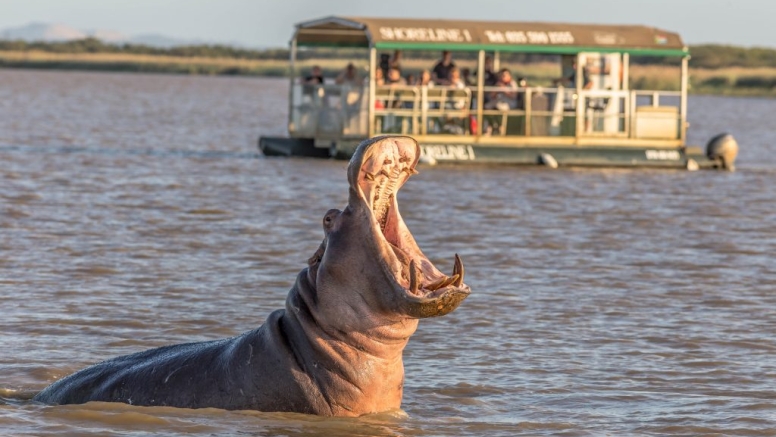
{"left": 347, "top": 136, "right": 470, "bottom": 317}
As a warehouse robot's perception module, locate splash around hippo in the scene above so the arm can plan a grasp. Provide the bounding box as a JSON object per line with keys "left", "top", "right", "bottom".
{"left": 33, "top": 135, "right": 471, "bottom": 416}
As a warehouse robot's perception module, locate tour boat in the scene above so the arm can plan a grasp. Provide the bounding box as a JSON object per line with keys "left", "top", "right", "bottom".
{"left": 259, "top": 16, "right": 738, "bottom": 170}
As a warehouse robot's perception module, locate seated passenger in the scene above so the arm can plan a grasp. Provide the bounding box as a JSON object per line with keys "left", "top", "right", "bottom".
{"left": 447, "top": 67, "right": 467, "bottom": 109}
{"left": 418, "top": 70, "right": 434, "bottom": 88}
{"left": 302, "top": 65, "right": 324, "bottom": 85}
{"left": 301, "top": 65, "right": 325, "bottom": 102}
{"left": 432, "top": 50, "right": 456, "bottom": 85}
{"left": 337, "top": 63, "right": 363, "bottom": 113}
{"left": 461, "top": 68, "right": 476, "bottom": 87}
{"left": 335, "top": 63, "right": 360, "bottom": 86}
{"left": 379, "top": 53, "right": 391, "bottom": 80}
{"left": 373, "top": 68, "right": 385, "bottom": 86}
{"left": 485, "top": 68, "right": 518, "bottom": 110}
{"left": 385, "top": 67, "right": 407, "bottom": 108}
{"left": 386, "top": 67, "right": 407, "bottom": 86}
{"left": 554, "top": 60, "right": 592, "bottom": 89}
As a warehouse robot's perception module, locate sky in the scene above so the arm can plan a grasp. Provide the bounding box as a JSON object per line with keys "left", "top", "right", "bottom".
{"left": 0, "top": 0, "right": 773, "bottom": 48}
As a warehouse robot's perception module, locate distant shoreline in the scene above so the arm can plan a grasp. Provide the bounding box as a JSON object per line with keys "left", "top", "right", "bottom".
{"left": 1, "top": 49, "right": 774, "bottom": 97}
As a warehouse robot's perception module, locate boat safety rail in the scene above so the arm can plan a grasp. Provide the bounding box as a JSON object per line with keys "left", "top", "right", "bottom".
{"left": 633, "top": 90, "right": 682, "bottom": 140}
{"left": 289, "top": 83, "right": 368, "bottom": 137}
{"left": 373, "top": 85, "right": 473, "bottom": 136}
{"left": 289, "top": 83, "right": 684, "bottom": 141}
{"left": 373, "top": 85, "right": 421, "bottom": 135}
{"left": 479, "top": 86, "right": 576, "bottom": 137}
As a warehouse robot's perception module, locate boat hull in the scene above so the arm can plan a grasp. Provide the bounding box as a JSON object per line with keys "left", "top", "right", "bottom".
{"left": 258, "top": 136, "right": 330, "bottom": 158}
{"left": 259, "top": 136, "right": 725, "bottom": 170}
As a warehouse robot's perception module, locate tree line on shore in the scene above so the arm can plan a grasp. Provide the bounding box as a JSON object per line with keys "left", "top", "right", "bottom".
{"left": 1, "top": 37, "right": 775, "bottom": 69}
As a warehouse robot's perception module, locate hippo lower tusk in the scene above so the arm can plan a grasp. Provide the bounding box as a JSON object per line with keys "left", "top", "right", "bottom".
{"left": 453, "top": 254, "right": 464, "bottom": 287}
{"left": 409, "top": 260, "right": 420, "bottom": 294}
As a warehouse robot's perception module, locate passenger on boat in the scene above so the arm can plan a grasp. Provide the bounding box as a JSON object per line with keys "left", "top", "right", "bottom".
{"left": 379, "top": 53, "right": 391, "bottom": 79}
{"left": 432, "top": 50, "right": 456, "bottom": 85}
{"left": 301, "top": 65, "right": 325, "bottom": 102}
{"left": 418, "top": 70, "right": 434, "bottom": 88}
{"left": 441, "top": 67, "right": 469, "bottom": 134}
{"left": 461, "top": 68, "right": 476, "bottom": 87}
{"left": 337, "top": 63, "right": 363, "bottom": 121}
{"left": 302, "top": 65, "right": 324, "bottom": 85}
{"left": 416, "top": 70, "right": 436, "bottom": 110}
{"left": 474, "top": 55, "right": 498, "bottom": 86}
{"left": 554, "top": 61, "right": 592, "bottom": 89}
{"left": 446, "top": 67, "right": 467, "bottom": 110}
{"left": 335, "top": 63, "right": 360, "bottom": 86}
{"left": 386, "top": 67, "right": 408, "bottom": 108}
{"left": 386, "top": 67, "right": 407, "bottom": 86}
{"left": 485, "top": 68, "right": 518, "bottom": 110}
{"left": 374, "top": 68, "right": 385, "bottom": 86}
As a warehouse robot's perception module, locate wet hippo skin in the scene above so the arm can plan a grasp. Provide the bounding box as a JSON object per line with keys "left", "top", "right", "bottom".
{"left": 33, "top": 135, "right": 471, "bottom": 416}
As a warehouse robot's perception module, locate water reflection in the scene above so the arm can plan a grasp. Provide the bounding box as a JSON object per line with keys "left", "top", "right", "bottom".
{"left": 1, "top": 70, "right": 775, "bottom": 436}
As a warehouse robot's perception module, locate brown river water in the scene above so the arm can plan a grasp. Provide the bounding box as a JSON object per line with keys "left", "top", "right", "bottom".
{"left": 1, "top": 69, "right": 775, "bottom": 436}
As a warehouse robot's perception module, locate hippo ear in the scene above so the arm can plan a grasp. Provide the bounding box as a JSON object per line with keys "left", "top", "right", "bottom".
{"left": 398, "top": 288, "right": 470, "bottom": 318}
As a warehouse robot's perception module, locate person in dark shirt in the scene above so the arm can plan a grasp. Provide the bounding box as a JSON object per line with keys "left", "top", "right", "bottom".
{"left": 474, "top": 55, "right": 498, "bottom": 86}
{"left": 379, "top": 54, "right": 391, "bottom": 80}
{"left": 389, "top": 50, "right": 402, "bottom": 73}
{"left": 432, "top": 50, "right": 456, "bottom": 85}
{"left": 302, "top": 65, "right": 324, "bottom": 85}
{"left": 554, "top": 61, "right": 592, "bottom": 89}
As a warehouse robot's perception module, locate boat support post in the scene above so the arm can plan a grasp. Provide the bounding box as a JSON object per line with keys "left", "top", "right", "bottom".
{"left": 476, "top": 50, "right": 484, "bottom": 138}
{"left": 287, "top": 37, "right": 297, "bottom": 135}
{"left": 368, "top": 46, "right": 376, "bottom": 138}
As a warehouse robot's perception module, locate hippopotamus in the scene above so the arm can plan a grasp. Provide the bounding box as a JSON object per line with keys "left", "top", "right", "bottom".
{"left": 33, "top": 135, "right": 471, "bottom": 416}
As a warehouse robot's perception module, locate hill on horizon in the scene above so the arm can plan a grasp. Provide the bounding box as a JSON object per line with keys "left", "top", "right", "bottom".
{"left": 0, "top": 22, "right": 226, "bottom": 48}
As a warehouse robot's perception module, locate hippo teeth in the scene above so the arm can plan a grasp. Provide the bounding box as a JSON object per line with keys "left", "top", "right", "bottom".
{"left": 409, "top": 254, "right": 466, "bottom": 295}
{"left": 409, "top": 260, "right": 421, "bottom": 295}
{"left": 453, "top": 253, "right": 464, "bottom": 287}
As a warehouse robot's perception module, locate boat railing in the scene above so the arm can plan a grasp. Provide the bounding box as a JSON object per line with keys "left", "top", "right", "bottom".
{"left": 290, "top": 83, "right": 683, "bottom": 141}
{"left": 374, "top": 85, "right": 421, "bottom": 135}
{"left": 628, "top": 90, "right": 683, "bottom": 140}
{"left": 576, "top": 89, "right": 631, "bottom": 138}
{"left": 480, "top": 86, "right": 576, "bottom": 137}
{"left": 289, "top": 83, "right": 369, "bottom": 138}
{"left": 373, "top": 85, "right": 473, "bottom": 136}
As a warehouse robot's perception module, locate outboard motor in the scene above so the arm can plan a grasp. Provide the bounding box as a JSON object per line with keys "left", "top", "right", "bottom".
{"left": 706, "top": 133, "right": 739, "bottom": 171}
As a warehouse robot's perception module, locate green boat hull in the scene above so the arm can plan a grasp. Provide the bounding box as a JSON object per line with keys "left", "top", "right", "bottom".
{"left": 259, "top": 136, "right": 727, "bottom": 170}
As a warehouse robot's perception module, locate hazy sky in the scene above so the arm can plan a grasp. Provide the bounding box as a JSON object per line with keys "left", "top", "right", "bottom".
{"left": 1, "top": 0, "right": 773, "bottom": 48}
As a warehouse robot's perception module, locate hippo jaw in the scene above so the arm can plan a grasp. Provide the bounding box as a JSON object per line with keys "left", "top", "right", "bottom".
{"left": 346, "top": 136, "right": 471, "bottom": 318}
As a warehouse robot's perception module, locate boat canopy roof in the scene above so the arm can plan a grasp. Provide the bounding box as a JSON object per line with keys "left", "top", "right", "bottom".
{"left": 294, "top": 16, "right": 688, "bottom": 57}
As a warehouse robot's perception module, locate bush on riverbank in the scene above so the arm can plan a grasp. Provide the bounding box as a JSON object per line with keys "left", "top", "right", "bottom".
{"left": 1, "top": 38, "right": 774, "bottom": 95}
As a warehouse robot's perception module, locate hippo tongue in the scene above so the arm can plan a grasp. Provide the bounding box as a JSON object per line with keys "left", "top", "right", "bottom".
{"left": 346, "top": 136, "right": 470, "bottom": 314}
